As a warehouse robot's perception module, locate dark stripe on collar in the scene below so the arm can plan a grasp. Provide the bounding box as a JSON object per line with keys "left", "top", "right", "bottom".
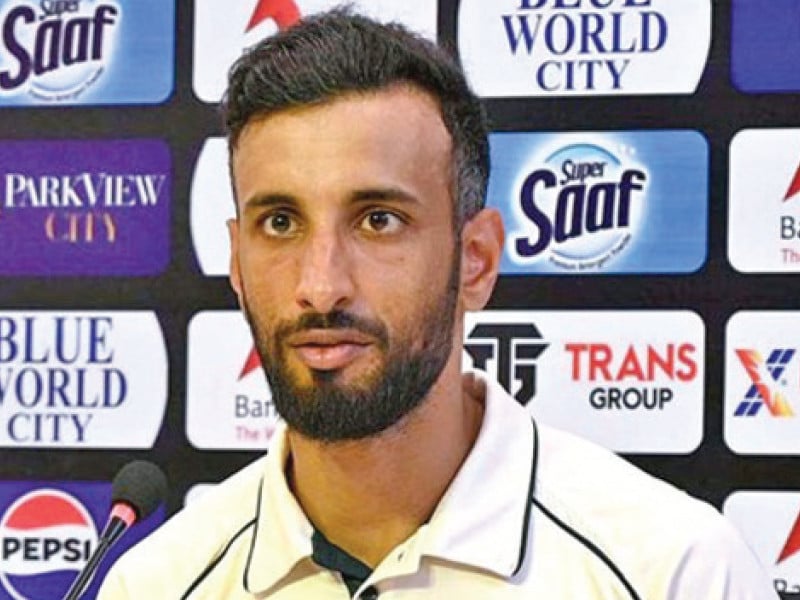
{"left": 531, "top": 497, "right": 643, "bottom": 600}
{"left": 512, "top": 417, "right": 539, "bottom": 576}
{"left": 243, "top": 477, "right": 264, "bottom": 593}
{"left": 181, "top": 517, "right": 257, "bottom": 599}
{"left": 311, "top": 528, "right": 372, "bottom": 597}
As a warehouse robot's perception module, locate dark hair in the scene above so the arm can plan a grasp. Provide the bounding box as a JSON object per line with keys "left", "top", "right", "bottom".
{"left": 222, "top": 7, "right": 489, "bottom": 228}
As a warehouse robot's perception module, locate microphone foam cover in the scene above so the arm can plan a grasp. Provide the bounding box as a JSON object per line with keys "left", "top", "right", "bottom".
{"left": 111, "top": 460, "right": 168, "bottom": 521}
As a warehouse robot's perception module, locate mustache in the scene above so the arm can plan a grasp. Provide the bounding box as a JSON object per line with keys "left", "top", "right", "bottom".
{"left": 276, "top": 310, "right": 389, "bottom": 345}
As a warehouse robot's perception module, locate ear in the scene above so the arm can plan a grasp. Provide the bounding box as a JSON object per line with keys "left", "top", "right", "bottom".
{"left": 227, "top": 218, "right": 244, "bottom": 306}
{"left": 459, "top": 208, "right": 504, "bottom": 311}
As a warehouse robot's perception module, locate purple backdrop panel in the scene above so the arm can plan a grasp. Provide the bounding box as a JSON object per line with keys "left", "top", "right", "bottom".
{"left": 0, "top": 139, "right": 171, "bottom": 276}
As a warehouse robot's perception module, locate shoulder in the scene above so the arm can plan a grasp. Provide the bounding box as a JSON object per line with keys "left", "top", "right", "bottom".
{"left": 98, "top": 455, "right": 268, "bottom": 599}
{"left": 532, "top": 424, "right": 774, "bottom": 599}
{"left": 535, "top": 423, "right": 707, "bottom": 521}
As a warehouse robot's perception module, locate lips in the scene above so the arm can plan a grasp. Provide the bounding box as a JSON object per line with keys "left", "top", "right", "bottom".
{"left": 287, "top": 329, "right": 373, "bottom": 371}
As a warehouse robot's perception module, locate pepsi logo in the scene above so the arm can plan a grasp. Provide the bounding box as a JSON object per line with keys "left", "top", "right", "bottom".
{"left": 0, "top": 489, "right": 97, "bottom": 600}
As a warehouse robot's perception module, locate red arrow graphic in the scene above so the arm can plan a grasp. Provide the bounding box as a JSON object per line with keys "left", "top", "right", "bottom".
{"left": 778, "top": 510, "right": 800, "bottom": 564}
{"left": 238, "top": 347, "right": 263, "bottom": 381}
{"left": 246, "top": 0, "right": 301, "bottom": 32}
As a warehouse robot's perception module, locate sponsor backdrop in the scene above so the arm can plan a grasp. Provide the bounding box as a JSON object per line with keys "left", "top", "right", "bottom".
{"left": 0, "top": 0, "right": 798, "bottom": 597}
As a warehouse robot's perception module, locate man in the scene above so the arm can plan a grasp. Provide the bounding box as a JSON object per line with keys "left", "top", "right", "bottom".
{"left": 99, "top": 9, "right": 776, "bottom": 599}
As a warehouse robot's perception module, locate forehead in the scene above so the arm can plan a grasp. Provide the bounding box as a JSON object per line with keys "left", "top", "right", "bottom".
{"left": 230, "top": 85, "right": 453, "bottom": 209}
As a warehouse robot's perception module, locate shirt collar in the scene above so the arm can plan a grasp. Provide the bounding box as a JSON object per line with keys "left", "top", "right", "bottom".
{"left": 416, "top": 373, "right": 538, "bottom": 578}
{"left": 244, "top": 421, "right": 315, "bottom": 595}
{"left": 244, "top": 373, "right": 538, "bottom": 593}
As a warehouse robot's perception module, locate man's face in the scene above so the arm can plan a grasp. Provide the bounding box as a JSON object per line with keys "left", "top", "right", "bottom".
{"left": 228, "top": 86, "right": 461, "bottom": 441}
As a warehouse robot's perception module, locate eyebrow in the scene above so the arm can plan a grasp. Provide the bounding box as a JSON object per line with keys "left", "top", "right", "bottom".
{"left": 242, "top": 186, "right": 421, "bottom": 214}
{"left": 241, "top": 193, "right": 296, "bottom": 214}
{"left": 350, "top": 186, "right": 420, "bottom": 205}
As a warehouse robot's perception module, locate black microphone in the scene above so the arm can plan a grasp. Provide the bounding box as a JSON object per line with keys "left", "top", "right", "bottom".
{"left": 62, "top": 460, "right": 168, "bottom": 600}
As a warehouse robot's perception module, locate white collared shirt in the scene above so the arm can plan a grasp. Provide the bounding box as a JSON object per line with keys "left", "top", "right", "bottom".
{"left": 98, "top": 377, "right": 776, "bottom": 599}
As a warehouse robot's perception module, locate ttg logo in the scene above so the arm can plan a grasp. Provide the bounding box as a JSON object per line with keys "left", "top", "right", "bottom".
{"left": 734, "top": 349, "right": 795, "bottom": 417}
{"left": 464, "top": 323, "right": 548, "bottom": 405}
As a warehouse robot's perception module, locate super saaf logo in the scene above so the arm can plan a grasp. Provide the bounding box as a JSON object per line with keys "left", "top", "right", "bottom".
{"left": 458, "top": 0, "right": 711, "bottom": 97}
{"left": 0, "top": 481, "right": 164, "bottom": 600}
{"left": 0, "top": 0, "right": 174, "bottom": 105}
{"left": 489, "top": 130, "right": 708, "bottom": 274}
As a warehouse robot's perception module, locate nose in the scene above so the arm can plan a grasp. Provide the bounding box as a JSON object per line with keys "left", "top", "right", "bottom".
{"left": 294, "top": 229, "right": 355, "bottom": 313}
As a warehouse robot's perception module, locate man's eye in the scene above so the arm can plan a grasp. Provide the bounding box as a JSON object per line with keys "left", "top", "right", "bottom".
{"left": 360, "top": 210, "right": 402, "bottom": 233}
{"left": 262, "top": 212, "right": 297, "bottom": 236}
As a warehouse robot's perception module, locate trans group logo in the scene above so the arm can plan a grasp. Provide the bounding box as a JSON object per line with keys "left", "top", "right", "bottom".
{"left": 0, "top": 481, "right": 164, "bottom": 600}
{"left": 0, "top": 311, "right": 167, "bottom": 448}
{"left": 489, "top": 131, "right": 708, "bottom": 274}
{"left": 0, "top": 139, "right": 171, "bottom": 276}
{"left": 732, "top": 0, "right": 800, "bottom": 93}
{"left": 725, "top": 312, "right": 800, "bottom": 455}
{"left": 457, "top": 0, "right": 711, "bottom": 97}
{"left": 193, "top": 0, "right": 437, "bottom": 102}
{"left": 729, "top": 129, "right": 800, "bottom": 273}
{"left": 464, "top": 311, "right": 704, "bottom": 453}
{"left": 187, "top": 311, "right": 280, "bottom": 450}
{"left": 724, "top": 491, "right": 800, "bottom": 596}
{"left": 0, "top": 0, "right": 174, "bottom": 105}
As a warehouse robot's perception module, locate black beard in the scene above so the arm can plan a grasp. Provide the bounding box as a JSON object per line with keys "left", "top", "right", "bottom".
{"left": 241, "top": 257, "right": 460, "bottom": 442}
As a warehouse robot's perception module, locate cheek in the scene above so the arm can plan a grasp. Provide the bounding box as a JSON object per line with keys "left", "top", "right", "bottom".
{"left": 238, "top": 248, "right": 296, "bottom": 297}
{"left": 238, "top": 270, "right": 284, "bottom": 333}
{"left": 362, "top": 257, "right": 453, "bottom": 327}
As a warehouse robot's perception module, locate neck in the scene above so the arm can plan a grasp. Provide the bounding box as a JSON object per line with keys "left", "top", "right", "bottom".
{"left": 286, "top": 364, "right": 485, "bottom": 568}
